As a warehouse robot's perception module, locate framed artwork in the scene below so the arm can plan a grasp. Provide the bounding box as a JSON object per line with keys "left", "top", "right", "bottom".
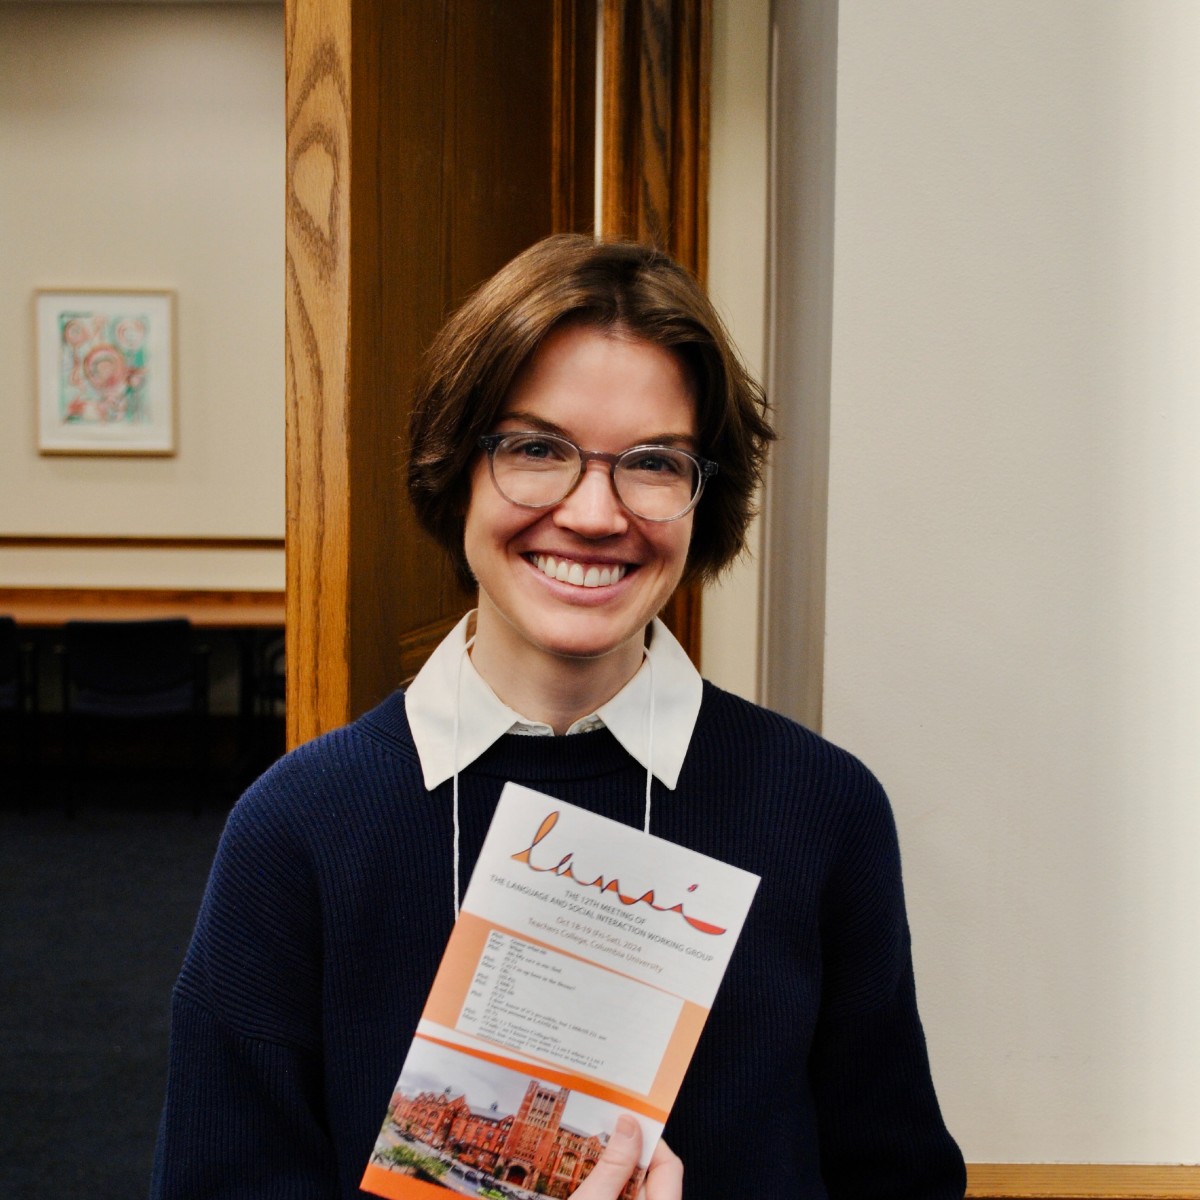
{"left": 35, "top": 289, "right": 176, "bottom": 456}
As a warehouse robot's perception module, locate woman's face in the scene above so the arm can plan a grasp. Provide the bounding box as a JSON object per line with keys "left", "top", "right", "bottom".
{"left": 464, "top": 322, "right": 698, "bottom": 682}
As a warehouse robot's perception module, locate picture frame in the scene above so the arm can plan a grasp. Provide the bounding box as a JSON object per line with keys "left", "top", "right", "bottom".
{"left": 34, "top": 288, "right": 176, "bottom": 456}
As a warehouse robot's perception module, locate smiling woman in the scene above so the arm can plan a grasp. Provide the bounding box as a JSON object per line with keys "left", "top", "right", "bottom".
{"left": 408, "top": 236, "right": 772, "bottom": 594}
{"left": 153, "top": 236, "right": 965, "bottom": 1200}
{"left": 408, "top": 236, "right": 772, "bottom": 731}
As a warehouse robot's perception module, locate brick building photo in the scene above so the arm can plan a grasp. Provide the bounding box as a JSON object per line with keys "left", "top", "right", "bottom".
{"left": 387, "top": 1075, "right": 643, "bottom": 1200}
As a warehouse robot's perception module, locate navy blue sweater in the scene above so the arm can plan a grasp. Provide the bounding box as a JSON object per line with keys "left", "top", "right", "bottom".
{"left": 152, "top": 683, "right": 964, "bottom": 1199}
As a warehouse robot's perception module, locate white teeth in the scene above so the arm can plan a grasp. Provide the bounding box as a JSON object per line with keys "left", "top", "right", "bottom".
{"left": 533, "top": 555, "right": 626, "bottom": 588}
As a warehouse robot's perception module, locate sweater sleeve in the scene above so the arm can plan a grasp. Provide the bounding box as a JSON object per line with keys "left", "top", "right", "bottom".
{"left": 151, "top": 782, "right": 338, "bottom": 1199}
{"left": 807, "top": 768, "right": 966, "bottom": 1200}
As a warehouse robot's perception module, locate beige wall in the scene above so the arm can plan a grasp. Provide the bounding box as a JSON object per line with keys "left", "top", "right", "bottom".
{"left": 769, "top": 0, "right": 1200, "bottom": 1164}
{"left": 700, "top": 0, "right": 770, "bottom": 700}
{"left": 0, "top": 2, "right": 285, "bottom": 589}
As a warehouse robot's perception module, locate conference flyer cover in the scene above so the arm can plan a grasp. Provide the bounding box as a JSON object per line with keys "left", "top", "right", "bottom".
{"left": 362, "top": 782, "right": 760, "bottom": 1200}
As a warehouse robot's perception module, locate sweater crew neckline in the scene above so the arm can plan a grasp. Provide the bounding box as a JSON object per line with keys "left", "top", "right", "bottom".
{"left": 360, "top": 689, "right": 654, "bottom": 787}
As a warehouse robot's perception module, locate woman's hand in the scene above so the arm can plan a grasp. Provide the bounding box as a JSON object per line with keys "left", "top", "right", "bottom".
{"left": 571, "top": 1115, "right": 683, "bottom": 1200}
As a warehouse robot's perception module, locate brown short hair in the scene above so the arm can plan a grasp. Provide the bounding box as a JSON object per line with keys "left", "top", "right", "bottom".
{"left": 408, "top": 234, "right": 775, "bottom": 587}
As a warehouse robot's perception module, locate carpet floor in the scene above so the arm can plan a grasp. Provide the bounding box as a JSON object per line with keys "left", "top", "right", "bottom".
{"left": 1, "top": 783, "right": 229, "bottom": 1198}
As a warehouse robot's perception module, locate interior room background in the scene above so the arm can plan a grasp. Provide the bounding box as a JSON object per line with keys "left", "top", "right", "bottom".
{"left": 2, "top": 0, "right": 1197, "bottom": 1178}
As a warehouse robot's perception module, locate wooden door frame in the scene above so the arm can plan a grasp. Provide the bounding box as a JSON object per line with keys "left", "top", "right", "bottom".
{"left": 284, "top": 0, "right": 711, "bottom": 746}
{"left": 598, "top": 0, "right": 711, "bottom": 658}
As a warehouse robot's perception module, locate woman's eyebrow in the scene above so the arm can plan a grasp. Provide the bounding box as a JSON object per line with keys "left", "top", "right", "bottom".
{"left": 495, "top": 411, "right": 564, "bottom": 434}
{"left": 496, "top": 410, "right": 698, "bottom": 449}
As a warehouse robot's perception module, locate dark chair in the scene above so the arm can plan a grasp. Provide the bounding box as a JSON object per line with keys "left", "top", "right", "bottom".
{"left": 0, "top": 616, "right": 24, "bottom": 711}
{"left": 250, "top": 633, "right": 286, "bottom": 775}
{"left": 0, "top": 616, "right": 38, "bottom": 811}
{"left": 253, "top": 634, "right": 286, "bottom": 719}
{"left": 61, "top": 618, "right": 209, "bottom": 815}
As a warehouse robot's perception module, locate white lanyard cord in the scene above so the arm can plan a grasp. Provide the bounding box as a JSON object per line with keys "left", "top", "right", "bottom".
{"left": 451, "top": 633, "right": 475, "bottom": 922}
{"left": 643, "top": 644, "right": 655, "bottom": 834}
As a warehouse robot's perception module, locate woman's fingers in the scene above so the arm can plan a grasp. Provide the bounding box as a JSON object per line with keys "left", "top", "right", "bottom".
{"left": 570, "top": 1116, "right": 682, "bottom": 1200}
{"left": 571, "top": 1115, "right": 642, "bottom": 1199}
{"left": 643, "top": 1137, "right": 684, "bottom": 1200}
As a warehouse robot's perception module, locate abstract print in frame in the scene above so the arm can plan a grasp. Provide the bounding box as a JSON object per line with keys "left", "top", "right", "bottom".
{"left": 35, "top": 289, "right": 176, "bottom": 455}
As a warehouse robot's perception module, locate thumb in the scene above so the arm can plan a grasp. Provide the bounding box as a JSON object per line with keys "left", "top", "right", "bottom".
{"left": 572, "top": 1115, "right": 643, "bottom": 1199}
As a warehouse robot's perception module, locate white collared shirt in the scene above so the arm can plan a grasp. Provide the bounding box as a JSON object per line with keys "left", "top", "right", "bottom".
{"left": 405, "top": 612, "right": 702, "bottom": 791}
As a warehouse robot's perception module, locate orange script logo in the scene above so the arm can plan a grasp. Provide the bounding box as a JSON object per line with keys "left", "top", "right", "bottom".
{"left": 511, "top": 810, "right": 727, "bottom": 936}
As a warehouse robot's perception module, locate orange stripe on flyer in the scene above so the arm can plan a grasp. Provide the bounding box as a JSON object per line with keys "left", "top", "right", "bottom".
{"left": 360, "top": 1161, "right": 448, "bottom": 1199}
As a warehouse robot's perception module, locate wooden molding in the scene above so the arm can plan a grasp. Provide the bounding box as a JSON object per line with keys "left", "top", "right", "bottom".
{"left": 0, "top": 586, "right": 284, "bottom": 629}
{"left": 600, "top": 0, "right": 710, "bottom": 271}
{"left": 284, "top": 0, "right": 711, "bottom": 741}
{"left": 552, "top": 0, "right": 598, "bottom": 235}
{"left": 0, "top": 535, "right": 283, "bottom": 551}
{"left": 599, "top": 0, "right": 711, "bottom": 664}
{"left": 966, "top": 1164, "right": 1200, "bottom": 1199}
{"left": 285, "top": 0, "right": 601, "bottom": 747}
{"left": 284, "top": 0, "right": 356, "bottom": 746}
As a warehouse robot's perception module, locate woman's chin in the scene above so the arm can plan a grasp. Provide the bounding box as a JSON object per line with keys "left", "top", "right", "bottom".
{"left": 523, "top": 617, "right": 649, "bottom": 665}
{"left": 482, "top": 597, "right": 650, "bottom": 669}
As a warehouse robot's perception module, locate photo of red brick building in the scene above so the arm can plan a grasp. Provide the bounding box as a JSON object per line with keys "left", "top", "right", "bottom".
{"left": 388, "top": 1076, "right": 642, "bottom": 1199}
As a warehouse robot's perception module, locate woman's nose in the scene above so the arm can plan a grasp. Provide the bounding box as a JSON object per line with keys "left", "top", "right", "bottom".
{"left": 552, "top": 461, "right": 629, "bottom": 537}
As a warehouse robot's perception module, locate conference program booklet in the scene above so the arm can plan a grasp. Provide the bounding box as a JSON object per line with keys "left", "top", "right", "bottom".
{"left": 361, "top": 781, "right": 760, "bottom": 1200}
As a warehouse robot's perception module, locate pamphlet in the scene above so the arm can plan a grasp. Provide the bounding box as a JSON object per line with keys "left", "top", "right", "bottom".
{"left": 361, "top": 782, "right": 760, "bottom": 1200}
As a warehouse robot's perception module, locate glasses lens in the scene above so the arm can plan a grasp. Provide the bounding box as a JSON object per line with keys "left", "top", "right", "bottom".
{"left": 490, "top": 433, "right": 580, "bottom": 508}
{"left": 614, "top": 447, "right": 700, "bottom": 520}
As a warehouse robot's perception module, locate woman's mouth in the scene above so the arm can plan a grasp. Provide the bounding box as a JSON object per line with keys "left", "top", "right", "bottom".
{"left": 529, "top": 553, "right": 628, "bottom": 588}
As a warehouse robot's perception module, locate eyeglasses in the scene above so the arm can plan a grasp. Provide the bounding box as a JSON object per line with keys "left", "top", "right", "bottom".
{"left": 478, "top": 431, "right": 718, "bottom": 522}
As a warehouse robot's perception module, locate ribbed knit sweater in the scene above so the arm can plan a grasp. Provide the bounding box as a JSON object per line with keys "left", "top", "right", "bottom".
{"left": 152, "top": 682, "right": 965, "bottom": 1199}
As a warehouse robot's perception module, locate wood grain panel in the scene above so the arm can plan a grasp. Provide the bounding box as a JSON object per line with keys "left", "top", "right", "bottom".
{"left": 286, "top": 0, "right": 723, "bottom": 738}
{"left": 285, "top": 0, "right": 355, "bottom": 746}
{"left": 599, "top": 0, "right": 711, "bottom": 662}
{"left": 553, "top": 1, "right": 598, "bottom": 234}
{"left": 668, "top": 0, "right": 709, "bottom": 281}
{"left": 601, "top": 0, "right": 709, "bottom": 268}
{"left": 966, "top": 1164, "right": 1200, "bottom": 1199}
{"left": 285, "top": 0, "right": 598, "bottom": 745}
{"left": 346, "top": 0, "right": 442, "bottom": 725}
{"left": 356, "top": 0, "right": 596, "bottom": 723}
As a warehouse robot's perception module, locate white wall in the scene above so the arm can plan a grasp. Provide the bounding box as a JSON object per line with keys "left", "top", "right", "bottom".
{"left": 0, "top": 3, "right": 285, "bottom": 589}
{"left": 774, "top": 0, "right": 1200, "bottom": 1164}
{"left": 701, "top": 0, "right": 770, "bottom": 700}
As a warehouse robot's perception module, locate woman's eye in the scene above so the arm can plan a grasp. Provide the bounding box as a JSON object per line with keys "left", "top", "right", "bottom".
{"left": 507, "top": 436, "right": 568, "bottom": 463}
{"left": 627, "top": 450, "right": 683, "bottom": 475}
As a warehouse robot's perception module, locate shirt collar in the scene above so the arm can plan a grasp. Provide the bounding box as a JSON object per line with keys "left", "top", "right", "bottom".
{"left": 405, "top": 612, "right": 702, "bottom": 791}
